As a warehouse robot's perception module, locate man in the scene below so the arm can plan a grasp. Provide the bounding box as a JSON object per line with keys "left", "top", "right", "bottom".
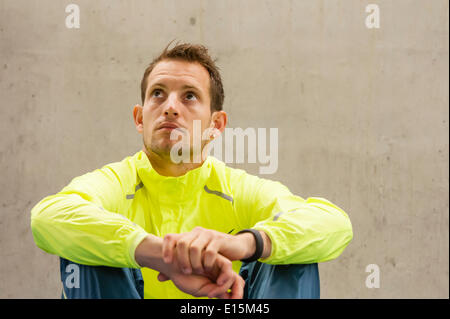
{"left": 31, "top": 42, "right": 353, "bottom": 299}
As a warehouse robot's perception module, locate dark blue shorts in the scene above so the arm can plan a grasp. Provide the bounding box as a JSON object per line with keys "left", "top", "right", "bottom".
{"left": 60, "top": 258, "right": 320, "bottom": 299}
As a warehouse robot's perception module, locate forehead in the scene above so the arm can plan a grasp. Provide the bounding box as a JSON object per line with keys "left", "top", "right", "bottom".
{"left": 146, "top": 59, "right": 210, "bottom": 92}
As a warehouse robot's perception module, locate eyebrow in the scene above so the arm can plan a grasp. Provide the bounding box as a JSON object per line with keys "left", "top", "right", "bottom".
{"left": 147, "top": 82, "right": 203, "bottom": 96}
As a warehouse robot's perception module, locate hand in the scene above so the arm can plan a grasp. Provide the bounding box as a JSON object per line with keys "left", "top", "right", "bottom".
{"left": 134, "top": 234, "right": 244, "bottom": 299}
{"left": 162, "top": 226, "right": 271, "bottom": 275}
{"left": 158, "top": 250, "right": 245, "bottom": 299}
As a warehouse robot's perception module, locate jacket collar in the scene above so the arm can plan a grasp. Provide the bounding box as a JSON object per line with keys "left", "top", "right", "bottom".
{"left": 135, "top": 150, "right": 213, "bottom": 201}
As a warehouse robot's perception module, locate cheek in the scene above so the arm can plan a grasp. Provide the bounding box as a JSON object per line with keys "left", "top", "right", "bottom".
{"left": 142, "top": 107, "right": 156, "bottom": 126}
{"left": 141, "top": 110, "right": 156, "bottom": 137}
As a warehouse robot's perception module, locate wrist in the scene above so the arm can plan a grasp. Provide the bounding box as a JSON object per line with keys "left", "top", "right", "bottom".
{"left": 134, "top": 234, "right": 167, "bottom": 272}
{"left": 236, "top": 230, "right": 272, "bottom": 261}
{"left": 235, "top": 232, "right": 256, "bottom": 261}
{"left": 259, "top": 230, "right": 272, "bottom": 259}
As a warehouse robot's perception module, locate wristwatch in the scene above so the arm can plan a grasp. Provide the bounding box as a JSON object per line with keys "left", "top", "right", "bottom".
{"left": 236, "top": 229, "right": 264, "bottom": 263}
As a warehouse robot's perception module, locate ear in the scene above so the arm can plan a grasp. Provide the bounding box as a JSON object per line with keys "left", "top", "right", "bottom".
{"left": 210, "top": 111, "right": 227, "bottom": 136}
{"left": 133, "top": 104, "right": 144, "bottom": 133}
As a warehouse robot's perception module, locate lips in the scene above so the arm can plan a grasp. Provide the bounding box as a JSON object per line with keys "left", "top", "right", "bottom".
{"left": 157, "top": 122, "right": 181, "bottom": 130}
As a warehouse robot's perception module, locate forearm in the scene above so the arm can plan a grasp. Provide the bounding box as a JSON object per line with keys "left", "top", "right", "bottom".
{"left": 31, "top": 193, "right": 148, "bottom": 268}
{"left": 252, "top": 197, "right": 353, "bottom": 264}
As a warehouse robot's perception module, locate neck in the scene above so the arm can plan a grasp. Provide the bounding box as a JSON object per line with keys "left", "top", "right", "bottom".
{"left": 143, "top": 148, "right": 204, "bottom": 177}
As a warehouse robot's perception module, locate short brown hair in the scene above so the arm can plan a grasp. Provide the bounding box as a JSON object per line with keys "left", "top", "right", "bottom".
{"left": 140, "top": 42, "right": 225, "bottom": 112}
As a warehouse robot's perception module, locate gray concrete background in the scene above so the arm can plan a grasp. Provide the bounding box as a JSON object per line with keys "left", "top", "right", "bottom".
{"left": 0, "top": 0, "right": 448, "bottom": 298}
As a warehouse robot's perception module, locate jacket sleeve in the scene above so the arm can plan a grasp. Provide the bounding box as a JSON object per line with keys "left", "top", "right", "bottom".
{"left": 30, "top": 160, "right": 148, "bottom": 268}
{"left": 233, "top": 173, "right": 353, "bottom": 265}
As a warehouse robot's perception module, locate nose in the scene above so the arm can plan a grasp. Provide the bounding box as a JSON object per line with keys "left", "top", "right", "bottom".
{"left": 164, "top": 108, "right": 178, "bottom": 117}
{"left": 163, "top": 93, "right": 179, "bottom": 118}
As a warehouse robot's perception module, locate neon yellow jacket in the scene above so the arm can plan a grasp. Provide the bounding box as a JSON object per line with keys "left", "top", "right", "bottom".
{"left": 30, "top": 150, "right": 353, "bottom": 299}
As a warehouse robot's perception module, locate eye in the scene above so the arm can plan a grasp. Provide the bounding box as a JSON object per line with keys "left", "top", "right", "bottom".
{"left": 185, "top": 92, "right": 197, "bottom": 101}
{"left": 152, "top": 89, "right": 163, "bottom": 98}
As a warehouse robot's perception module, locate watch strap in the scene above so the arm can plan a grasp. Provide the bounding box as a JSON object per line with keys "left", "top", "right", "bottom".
{"left": 236, "top": 229, "right": 264, "bottom": 263}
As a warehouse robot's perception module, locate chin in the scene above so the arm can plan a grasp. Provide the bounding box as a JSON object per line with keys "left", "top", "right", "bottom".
{"left": 149, "top": 140, "right": 177, "bottom": 156}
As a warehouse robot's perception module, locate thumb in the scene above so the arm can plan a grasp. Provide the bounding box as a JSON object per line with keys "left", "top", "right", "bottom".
{"left": 157, "top": 273, "right": 170, "bottom": 282}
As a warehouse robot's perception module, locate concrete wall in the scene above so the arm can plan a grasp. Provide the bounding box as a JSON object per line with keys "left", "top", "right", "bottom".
{"left": 0, "top": 0, "right": 448, "bottom": 298}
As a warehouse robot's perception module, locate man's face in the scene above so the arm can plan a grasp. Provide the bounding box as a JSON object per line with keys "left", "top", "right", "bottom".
{"left": 136, "top": 59, "right": 214, "bottom": 160}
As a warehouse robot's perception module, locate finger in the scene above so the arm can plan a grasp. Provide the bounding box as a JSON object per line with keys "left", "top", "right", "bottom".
{"left": 203, "top": 240, "right": 221, "bottom": 273}
{"left": 157, "top": 273, "right": 170, "bottom": 282}
{"left": 229, "top": 275, "right": 245, "bottom": 299}
{"left": 215, "top": 275, "right": 245, "bottom": 299}
{"left": 207, "top": 275, "right": 234, "bottom": 299}
{"left": 162, "top": 233, "right": 180, "bottom": 264}
{"left": 206, "top": 256, "right": 234, "bottom": 298}
{"left": 176, "top": 231, "right": 200, "bottom": 274}
{"left": 189, "top": 233, "right": 212, "bottom": 274}
{"left": 192, "top": 280, "right": 218, "bottom": 298}
{"left": 215, "top": 255, "right": 234, "bottom": 286}
{"left": 207, "top": 262, "right": 236, "bottom": 299}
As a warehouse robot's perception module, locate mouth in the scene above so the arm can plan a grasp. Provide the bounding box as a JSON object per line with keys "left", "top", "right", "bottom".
{"left": 158, "top": 127, "right": 177, "bottom": 131}
{"left": 157, "top": 122, "right": 180, "bottom": 131}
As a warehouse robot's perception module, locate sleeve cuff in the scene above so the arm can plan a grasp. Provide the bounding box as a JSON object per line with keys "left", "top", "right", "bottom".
{"left": 126, "top": 229, "right": 149, "bottom": 269}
